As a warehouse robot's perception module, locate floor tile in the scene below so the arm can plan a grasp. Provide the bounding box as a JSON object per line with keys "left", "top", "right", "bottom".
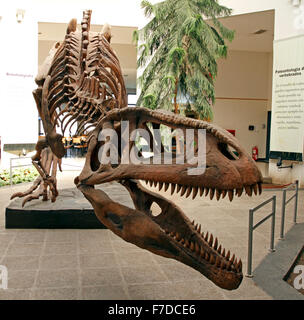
{"left": 8, "top": 270, "right": 36, "bottom": 289}
{"left": 79, "top": 253, "right": 117, "bottom": 269}
{"left": 0, "top": 289, "right": 31, "bottom": 300}
{"left": 36, "top": 269, "right": 79, "bottom": 288}
{"left": 32, "top": 287, "right": 79, "bottom": 300}
{"left": 1, "top": 255, "right": 39, "bottom": 271}
{"left": 6, "top": 243, "right": 43, "bottom": 256}
{"left": 43, "top": 243, "right": 77, "bottom": 255}
{"left": 82, "top": 285, "right": 128, "bottom": 300}
{"left": 121, "top": 265, "right": 168, "bottom": 284}
{"left": 81, "top": 267, "right": 123, "bottom": 286}
{"left": 128, "top": 283, "right": 179, "bottom": 300}
{"left": 40, "top": 254, "right": 78, "bottom": 270}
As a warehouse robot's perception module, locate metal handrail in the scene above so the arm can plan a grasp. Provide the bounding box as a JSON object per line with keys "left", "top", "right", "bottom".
{"left": 246, "top": 195, "right": 276, "bottom": 278}
{"left": 279, "top": 180, "right": 299, "bottom": 240}
{"left": 9, "top": 157, "right": 33, "bottom": 186}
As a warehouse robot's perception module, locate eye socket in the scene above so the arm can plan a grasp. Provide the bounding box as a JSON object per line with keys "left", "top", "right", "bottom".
{"left": 106, "top": 212, "right": 123, "bottom": 230}
{"left": 218, "top": 143, "right": 240, "bottom": 160}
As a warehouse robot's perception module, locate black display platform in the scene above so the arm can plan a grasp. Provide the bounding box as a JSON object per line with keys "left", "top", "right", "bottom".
{"left": 5, "top": 183, "right": 134, "bottom": 229}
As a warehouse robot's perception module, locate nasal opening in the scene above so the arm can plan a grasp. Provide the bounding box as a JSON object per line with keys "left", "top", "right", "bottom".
{"left": 218, "top": 143, "right": 240, "bottom": 160}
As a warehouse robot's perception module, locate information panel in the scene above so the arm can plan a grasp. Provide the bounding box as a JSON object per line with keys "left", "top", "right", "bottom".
{"left": 0, "top": 11, "right": 38, "bottom": 146}
{"left": 270, "top": 35, "right": 304, "bottom": 158}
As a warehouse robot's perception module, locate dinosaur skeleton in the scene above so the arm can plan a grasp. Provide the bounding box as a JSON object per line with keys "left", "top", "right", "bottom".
{"left": 11, "top": 10, "right": 263, "bottom": 290}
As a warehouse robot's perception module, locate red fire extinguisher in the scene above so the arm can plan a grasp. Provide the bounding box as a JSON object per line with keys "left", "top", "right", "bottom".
{"left": 252, "top": 146, "right": 258, "bottom": 161}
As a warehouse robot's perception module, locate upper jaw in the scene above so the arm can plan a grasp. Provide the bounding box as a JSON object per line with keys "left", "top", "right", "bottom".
{"left": 79, "top": 156, "right": 263, "bottom": 201}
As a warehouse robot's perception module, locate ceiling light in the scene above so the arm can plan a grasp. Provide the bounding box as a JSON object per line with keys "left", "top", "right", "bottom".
{"left": 16, "top": 9, "right": 25, "bottom": 23}
{"left": 292, "top": 0, "right": 301, "bottom": 7}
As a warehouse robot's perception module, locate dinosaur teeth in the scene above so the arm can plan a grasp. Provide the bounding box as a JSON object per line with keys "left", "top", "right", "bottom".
{"left": 213, "top": 237, "right": 218, "bottom": 250}
{"left": 180, "top": 185, "right": 187, "bottom": 197}
{"left": 205, "top": 252, "right": 209, "bottom": 261}
{"left": 222, "top": 248, "right": 226, "bottom": 258}
{"left": 230, "top": 254, "right": 235, "bottom": 264}
{"left": 194, "top": 223, "right": 198, "bottom": 230}
{"left": 158, "top": 182, "right": 163, "bottom": 191}
{"left": 195, "top": 243, "right": 200, "bottom": 255}
{"left": 185, "top": 186, "right": 192, "bottom": 198}
{"left": 199, "top": 187, "right": 204, "bottom": 197}
{"left": 208, "top": 234, "right": 213, "bottom": 247}
{"left": 258, "top": 182, "right": 262, "bottom": 195}
{"left": 216, "top": 189, "right": 221, "bottom": 201}
{"left": 149, "top": 180, "right": 153, "bottom": 187}
{"left": 197, "top": 224, "right": 201, "bottom": 234}
{"left": 217, "top": 245, "right": 222, "bottom": 255}
{"left": 221, "top": 190, "right": 227, "bottom": 199}
{"left": 210, "top": 254, "right": 215, "bottom": 265}
{"left": 216, "top": 256, "right": 221, "bottom": 267}
{"left": 245, "top": 185, "right": 252, "bottom": 196}
{"left": 236, "top": 188, "right": 243, "bottom": 197}
{"left": 164, "top": 183, "right": 170, "bottom": 192}
{"left": 228, "top": 190, "right": 234, "bottom": 202}
{"left": 176, "top": 184, "right": 182, "bottom": 193}
{"left": 253, "top": 184, "right": 258, "bottom": 195}
{"left": 191, "top": 220, "right": 195, "bottom": 225}
{"left": 205, "top": 232, "right": 209, "bottom": 242}
{"left": 209, "top": 189, "right": 215, "bottom": 200}
{"left": 205, "top": 188, "right": 209, "bottom": 196}
{"left": 171, "top": 183, "right": 176, "bottom": 195}
{"left": 227, "top": 260, "right": 233, "bottom": 271}
{"left": 226, "top": 250, "right": 230, "bottom": 260}
{"left": 220, "top": 260, "right": 226, "bottom": 270}
{"left": 236, "top": 259, "right": 242, "bottom": 272}
{"left": 192, "top": 187, "right": 198, "bottom": 200}
{"left": 190, "top": 242, "right": 195, "bottom": 251}
{"left": 153, "top": 181, "right": 158, "bottom": 188}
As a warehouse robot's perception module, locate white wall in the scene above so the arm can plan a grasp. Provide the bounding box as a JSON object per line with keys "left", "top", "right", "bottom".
{"left": 220, "top": 0, "right": 304, "bottom": 40}
{"left": 0, "top": 6, "right": 38, "bottom": 155}
{"left": 219, "top": 0, "right": 304, "bottom": 186}
{"left": 213, "top": 50, "right": 271, "bottom": 158}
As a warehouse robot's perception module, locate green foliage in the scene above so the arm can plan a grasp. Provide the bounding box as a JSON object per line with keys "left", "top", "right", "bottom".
{"left": 136, "top": 0, "right": 234, "bottom": 120}
{"left": 0, "top": 167, "right": 39, "bottom": 187}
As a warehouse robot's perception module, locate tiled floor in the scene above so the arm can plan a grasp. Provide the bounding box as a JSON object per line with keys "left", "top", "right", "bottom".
{"left": 0, "top": 165, "right": 303, "bottom": 300}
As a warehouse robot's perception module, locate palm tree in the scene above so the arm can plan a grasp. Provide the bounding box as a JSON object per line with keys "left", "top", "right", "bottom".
{"left": 134, "top": 0, "right": 234, "bottom": 120}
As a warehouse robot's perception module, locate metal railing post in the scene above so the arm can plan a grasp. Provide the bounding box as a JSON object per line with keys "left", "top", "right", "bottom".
{"left": 246, "top": 196, "right": 276, "bottom": 278}
{"left": 9, "top": 157, "right": 33, "bottom": 187}
{"left": 280, "top": 189, "right": 286, "bottom": 240}
{"left": 294, "top": 180, "right": 299, "bottom": 224}
{"left": 246, "top": 209, "right": 254, "bottom": 278}
{"left": 280, "top": 181, "right": 299, "bottom": 239}
{"left": 9, "top": 158, "right": 12, "bottom": 186}
{"left": 269, "top": 195, "right": 276, "bottom": 253}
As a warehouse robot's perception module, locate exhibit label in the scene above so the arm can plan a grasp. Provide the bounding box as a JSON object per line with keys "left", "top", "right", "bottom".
{"left": 270, "top": 35, "right": 304, "bottom": 155}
